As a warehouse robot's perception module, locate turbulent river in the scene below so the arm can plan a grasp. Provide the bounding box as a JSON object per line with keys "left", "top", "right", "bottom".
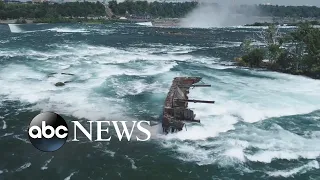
{"left": 0, "top": 23, "right": 319, "bottom": 180}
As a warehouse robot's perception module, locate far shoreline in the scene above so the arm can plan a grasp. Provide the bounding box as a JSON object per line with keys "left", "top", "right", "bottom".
{"left": 244, "top": 21, "right": 320, "bottom": 27}
{"left": 0, "top": 18, "right": 183, "bottom": 29}
{"left": 3, "top": 18, "right": 320, "bottom": 29}
{"left": 0, "top": 18, "right": 133, "bottom": 24}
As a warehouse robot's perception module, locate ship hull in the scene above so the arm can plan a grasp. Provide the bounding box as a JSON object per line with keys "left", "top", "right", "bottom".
{"left": 161, "top": 77, "right": 214, "bottom": 134}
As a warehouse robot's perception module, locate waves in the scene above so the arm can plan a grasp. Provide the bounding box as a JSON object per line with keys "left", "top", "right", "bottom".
{"left": 136, "top": 22, "right": 153, "bottom": 27}
{"left": 41, "top": 156, "right": 54, "bottom": 170}
{"left": 5, "top": 22, "right": 286, "bottom": 36}
{"left": 160, "top": 67, "right": 320, "bottom": 168}
{"left": 64, "top": 171, "right": 78, "bottom": 180}
{"left": 8, "top": 24, "right": 23, "bottom": 33}
{"left": 0, "top": 41, "right": 213, "bottom": 122}
{"left": 267, "top": 160, "right": 320, "bottom": 177}
{"left": 2, "top": 120, "right": 7, "bottom": 130}
{"left": 47, "top": 27, "right": 89, "bottom": 33}
{"left": 6, "top": 24, "right": 116, "bottom": 35}
{"left": 15, "top": 163, "right": 31, "bottom": 172}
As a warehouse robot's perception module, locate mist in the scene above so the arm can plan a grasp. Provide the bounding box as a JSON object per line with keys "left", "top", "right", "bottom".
{"left": 179, "top": 1, "right": 261, "bottom": 28}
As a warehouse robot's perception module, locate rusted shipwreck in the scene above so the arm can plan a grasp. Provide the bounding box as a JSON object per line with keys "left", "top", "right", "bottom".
{"left": 162, "top": 77, "right": 215, "bottom": 134}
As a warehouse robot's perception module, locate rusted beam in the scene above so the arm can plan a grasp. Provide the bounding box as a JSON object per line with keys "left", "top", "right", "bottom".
{"left": 174, "top": 99, "right": 215, "bottom": 104}
{"left": 184, "top": 119, "right": 200, "bottom": 123}
{"left": 179, "top": 84, "right": 211, "bottom": 88}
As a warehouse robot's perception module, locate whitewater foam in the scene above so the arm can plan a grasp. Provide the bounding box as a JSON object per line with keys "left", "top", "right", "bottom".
{"left": 159, "top": 66, "right": 320, "bottom": 167}
{"left": 41, "top": 156, "right": 54, "bottom": 170}
{"left": 13, "top": 135, "right": 30, "bottom": 144}
{"left": 0, "top": 62, "right": 127, "bottom": 121}
{"left": 0, "top": 169, "right": 7, "bottom": 174}
{"left": 8, "top": 24, "right": 23, "bottom": 33}
{"left": 244, "top": 126, "right": 320, "bottom": 163}
{"left": 136, "top": 22, "right": 153, "bottom": 27}
{"left": 0, "top": 43, "right": 208, "bottom": 122}
{"left": 0, "top": 40, "right": 9, "bottom": 44}
{"left": 15, "top": 162, "right": 31, "bottom": 172}
{"left": 1, "top": 133, "right": 14, "bottom": 137}
{"left": 1, "top": 32, "right": 320, "bottom": 174}
{"left": 102, "top": 149, "right": 116, "bottom": 157}
{"left": 110, "top": 79, "right": 167, "bottom": 97}
{"left": 64, "top": 171, "right": 78, "bottom": 180}
{"left": 267, "top": 160, "right": 320, "bottom": 177}
{"left": 48, "top": 27, "right": 89, "bottom": 33}
{"left": 125, "top": 155, "right": 137, "bottom": 170}
{"left": 2, "top": 120, "right": 6, "bottom": 129}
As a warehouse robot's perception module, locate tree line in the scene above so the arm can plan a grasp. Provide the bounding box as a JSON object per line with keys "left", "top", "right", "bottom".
{"left": 108, "top": 0, "right": 197, "bottom": 18}
{"left": 236, "top": 23, "right": 320, "bottom": 79}
{"left": 0, "top": 1, "right": 105, "bottom": 19}
{"left": 2, "top": 1, "right": 320, "bottom": 20}
{"left": 108, "top": 1, "right": 320, "bottom": 18}
{"left": 257, "top": 4, "right": 320, "bottom": 18}
{"left": 107, "top": 1, "right": 320, "bottom": 18}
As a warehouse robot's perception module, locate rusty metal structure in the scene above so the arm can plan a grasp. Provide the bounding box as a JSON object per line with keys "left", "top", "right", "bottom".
{"left": 161, "top": 77, "right": 215, "bottom": 134}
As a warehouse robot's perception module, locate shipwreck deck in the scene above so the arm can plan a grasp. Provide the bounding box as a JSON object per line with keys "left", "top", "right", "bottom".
{"left": 162, "top": 77, "right": 215, "bottom": 134}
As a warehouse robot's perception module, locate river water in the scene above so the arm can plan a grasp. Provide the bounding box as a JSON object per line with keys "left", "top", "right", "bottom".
{"left": 0, "top": 23, "right": 320, "bottom": 180}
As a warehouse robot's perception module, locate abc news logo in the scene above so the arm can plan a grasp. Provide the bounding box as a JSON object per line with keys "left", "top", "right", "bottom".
{"left": 28, "top": 112, "right": 151, "bottom": 152}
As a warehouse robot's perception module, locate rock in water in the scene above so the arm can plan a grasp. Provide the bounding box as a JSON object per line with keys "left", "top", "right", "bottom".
{"left": 55, "top": 82, "right": 65, "bottom": 87}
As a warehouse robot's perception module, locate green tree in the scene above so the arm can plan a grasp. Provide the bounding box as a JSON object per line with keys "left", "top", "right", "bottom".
{"left": 242, "top": 48, "right": 266, "bottom": 68}
{"left": 0, "top": 2, "right": 105, "bottom": 19}
{"left": 240, "top": 38, "right": 253, "bottom": 54}
{"left": 237, "top": 22, "right": 320, "bottom": 79}
{"left": 0, "top": 1, "right": 4, "bottom": 9}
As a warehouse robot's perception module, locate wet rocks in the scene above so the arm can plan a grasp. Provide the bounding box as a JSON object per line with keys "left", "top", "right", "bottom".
{"left": 55, "top": 82, "right": 65, "bottom": 87}
{"left": 48, "top": 72, "right": 75, "bottom": 87}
